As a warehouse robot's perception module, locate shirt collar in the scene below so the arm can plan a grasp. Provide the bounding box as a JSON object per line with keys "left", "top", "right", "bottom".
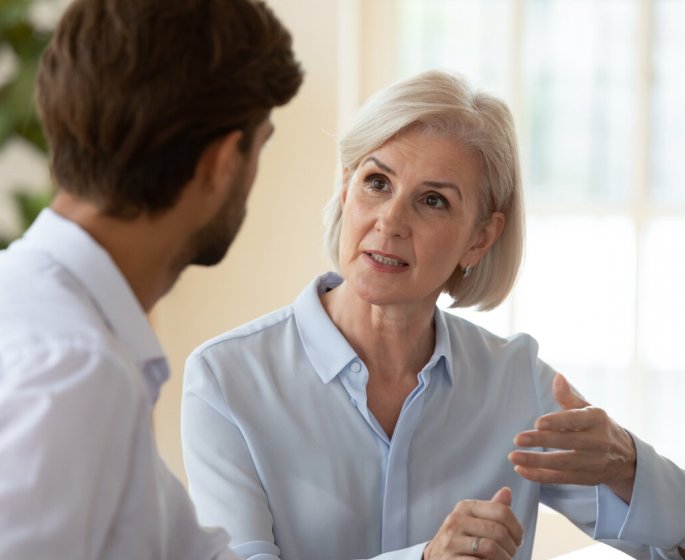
{"left": 293, "top": 272, "right": 358, "bottom": 384}
{"left": 433, "top": 306, "right": 455, "bottom": 385}
{"left": 293, "top": 272, "right": 455, "bottom": 385}
{"left": 22, "top": 209, "right": 167, "bottom": 377}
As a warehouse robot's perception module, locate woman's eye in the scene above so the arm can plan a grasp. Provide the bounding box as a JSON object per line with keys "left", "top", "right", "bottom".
{"left": 425, "top": 194, "right": 447, "bottom": 208}
{"left": 364, "top": 175, "right": 389, "bottom": 191}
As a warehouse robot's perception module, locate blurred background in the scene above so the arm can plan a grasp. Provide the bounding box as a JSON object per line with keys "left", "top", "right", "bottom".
{"left": 2, "top": 1, "right": 683, "bottom": 558}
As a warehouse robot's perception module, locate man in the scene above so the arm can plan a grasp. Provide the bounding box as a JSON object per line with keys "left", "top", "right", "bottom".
{"left": 0, "top": 0, "right": 302, "bottom": 558}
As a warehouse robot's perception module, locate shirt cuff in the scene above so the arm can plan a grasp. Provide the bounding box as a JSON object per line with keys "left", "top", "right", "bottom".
{"left": 232, "top": 540, "right": 280, "bottom": 559}
{"left": 363, "top": 541, "right": 428, "bottom": 560}
{"left": 594, "top": 432, "right": 685, "bottom": 551}
{"left": 593, "top": 484, "right": 629, "bottom": 540}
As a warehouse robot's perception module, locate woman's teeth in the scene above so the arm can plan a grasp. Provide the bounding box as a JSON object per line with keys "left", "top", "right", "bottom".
{"left": 370, "top": 253, "right": 405, "bottom": 266}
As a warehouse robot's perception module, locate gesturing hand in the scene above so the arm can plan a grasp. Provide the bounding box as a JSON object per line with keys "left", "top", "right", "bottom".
{"left": 508, "top": 373, "right": 637, "bottom": 503}
{"left": 423, "top": 487, "right": 524, "bottom": 560}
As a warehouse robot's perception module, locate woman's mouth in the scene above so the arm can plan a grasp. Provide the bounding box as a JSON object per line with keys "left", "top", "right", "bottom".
{"left": 366, "top": 252, "right": 408, "bottom": 267}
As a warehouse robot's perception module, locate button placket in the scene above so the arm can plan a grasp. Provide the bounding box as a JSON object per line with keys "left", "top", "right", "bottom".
{"left": 380, "top": 378, "right": 429, "bottom": 552}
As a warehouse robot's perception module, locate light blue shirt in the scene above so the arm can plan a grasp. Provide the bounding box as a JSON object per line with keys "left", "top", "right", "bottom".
{"left": 182, "top": 273, "right": 685, "bottom": 560}
{"left": 0, "top": 209, "right": 236, "bottom": 560}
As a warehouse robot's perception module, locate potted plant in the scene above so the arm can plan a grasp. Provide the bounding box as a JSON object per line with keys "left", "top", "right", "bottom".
{"left": 0, "top": 0, "right": 53, "bottom": 249}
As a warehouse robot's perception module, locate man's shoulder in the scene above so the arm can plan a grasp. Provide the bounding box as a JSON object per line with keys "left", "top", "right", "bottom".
{"left": 1, "top": 243, "right": 93, "bottom": 314}
{"left": 0, "top": 246, "right": 119, "bottom": 364}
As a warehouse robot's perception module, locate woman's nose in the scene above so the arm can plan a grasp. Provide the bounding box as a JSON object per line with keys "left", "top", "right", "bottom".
{"left": 375, "top": 199, "right": 410, "bottom": 238}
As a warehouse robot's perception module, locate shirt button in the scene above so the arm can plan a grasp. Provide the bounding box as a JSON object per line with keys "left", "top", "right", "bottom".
{"left": 350, "top": 361, "right": 362, "bottom": 373}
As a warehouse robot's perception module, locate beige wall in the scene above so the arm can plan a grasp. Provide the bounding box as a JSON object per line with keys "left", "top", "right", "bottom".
{"left": 152, "top": 0, "right": 341, "bottom": 484}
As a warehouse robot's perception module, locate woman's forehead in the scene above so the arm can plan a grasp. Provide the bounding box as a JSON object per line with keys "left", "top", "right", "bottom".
{"left": 360, "top": 130, "right": 480, "bottom": 181}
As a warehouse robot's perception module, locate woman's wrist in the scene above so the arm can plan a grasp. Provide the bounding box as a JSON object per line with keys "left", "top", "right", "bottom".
{"left": 606, "top": 427, "right": 637, "bottom": 503}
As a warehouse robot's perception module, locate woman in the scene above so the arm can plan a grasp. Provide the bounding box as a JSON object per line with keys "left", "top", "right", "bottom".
{"left": 181, "top": 70, "right": 685, "bottom": 560}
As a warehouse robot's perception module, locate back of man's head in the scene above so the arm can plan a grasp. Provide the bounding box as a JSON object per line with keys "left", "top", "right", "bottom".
{"left": 36, "top": 0, "right": 303, "bottom": 219}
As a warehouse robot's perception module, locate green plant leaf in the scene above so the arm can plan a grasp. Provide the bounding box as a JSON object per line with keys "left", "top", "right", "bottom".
{"left": 15, "top": 189, "right": 51, "bottom": 229}
{"left": 0, "top": 0, "right": 31, "bottom": 32}
{"left": 0, "top": 0, "right": 53, "bottom": 245}
{"left": 0, "top": 1, "right": 50, "bottom": 154}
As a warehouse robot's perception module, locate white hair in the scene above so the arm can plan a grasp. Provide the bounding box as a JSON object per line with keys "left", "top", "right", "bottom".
{"left": 323, "top": 70, "right": 524, "bottom": 310}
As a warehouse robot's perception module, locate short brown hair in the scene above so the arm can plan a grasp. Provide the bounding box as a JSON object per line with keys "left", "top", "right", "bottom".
{"left": 36, "top": 0, "right": 303, "bottom": 218}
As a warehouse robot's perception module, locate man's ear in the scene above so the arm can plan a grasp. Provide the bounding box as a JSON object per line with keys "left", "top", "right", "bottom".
{"left": 210, "top": 130, "right": 245, "bottom": 192}
{"left": 195, "top": 130, "right": 244, "bottom": 194}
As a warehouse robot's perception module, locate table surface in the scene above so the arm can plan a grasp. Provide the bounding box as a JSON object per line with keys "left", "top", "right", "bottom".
{"left": 551, "top": 543, "right": 632, "bottom": 559}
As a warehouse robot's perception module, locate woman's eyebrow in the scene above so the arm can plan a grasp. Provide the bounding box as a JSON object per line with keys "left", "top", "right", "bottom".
{"left": 362, "top": 156, "right": 395, "bottom": 175}
{"left": 423, "top": 181, "right": 463, "bottom": 201}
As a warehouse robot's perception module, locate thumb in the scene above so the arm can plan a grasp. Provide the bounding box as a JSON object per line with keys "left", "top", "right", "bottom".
{"left": 553, "top": 373, "right": 590, "bottom": 410}
{"left": 491, "top": 486, "right": 512, "bottom": 506}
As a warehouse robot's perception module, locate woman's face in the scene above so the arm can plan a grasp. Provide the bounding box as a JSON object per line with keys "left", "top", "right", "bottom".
{"left": 338, "top": 127, "right": 502, "bottom": 310}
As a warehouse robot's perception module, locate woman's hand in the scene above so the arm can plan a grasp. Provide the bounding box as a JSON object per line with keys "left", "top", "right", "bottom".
{"left": 423, "top": 487, "right": 524, "bottom": 560}
{"left": 508, "top": 373, "right": 637, "bottom": 503}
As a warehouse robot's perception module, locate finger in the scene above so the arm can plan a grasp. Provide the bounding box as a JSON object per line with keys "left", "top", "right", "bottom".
{"left": 552, "top": 373, "right": 590, "bottom": 410}
{"left": 512, "top": 464, "right": 598, "bottom": 485}
{"left": 459, "top": 519, "right": 519, "bottom": 558}
{"left": 532, "top": 406, "right": 606, "bottom": 432}
{"left": 490, "top": 486, "right": 512, "bottom": 506}
{"left": 467, "top": 534, "right": 518, "bottom": 560}
{"left": 509, "top": 449, "right": 603, "bottom": 470}
{"left": 435, "top": 512, "right": 519, "bottom": 559}
{"left": 513, "top": 428, "right": 603, "bottom": 451}
{"left": 466, "top": 500, "right": 524, "bottom": 547}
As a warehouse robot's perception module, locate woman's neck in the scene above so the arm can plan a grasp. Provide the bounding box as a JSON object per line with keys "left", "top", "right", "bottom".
{"left": 321, "top": 281, "right": 437, "bottom": 381}
{"left": 321, "top": 280, "right": 439, "bottom": 438}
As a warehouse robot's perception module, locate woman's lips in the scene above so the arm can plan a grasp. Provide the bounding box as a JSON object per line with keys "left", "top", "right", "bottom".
{"left": 364, "top": 251, "right": 409, "bottom": 269}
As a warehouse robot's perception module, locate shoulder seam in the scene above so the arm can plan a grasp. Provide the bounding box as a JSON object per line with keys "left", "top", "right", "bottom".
{"left": 190, "top": 305, "right": 295, "bottom": 357}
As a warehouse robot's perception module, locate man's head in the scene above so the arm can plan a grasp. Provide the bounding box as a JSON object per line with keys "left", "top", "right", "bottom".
{"left": 36, "top": 0, "right": 303, "bottom": 219}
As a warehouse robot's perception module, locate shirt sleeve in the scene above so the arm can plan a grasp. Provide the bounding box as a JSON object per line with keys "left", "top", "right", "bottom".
{"left": 183, "top": 353, "right": 281, "bottom": 559}
{"left": 0, "top": 335, "right": 139, "bottom": 560}
{"left": 532, "top": 356, "right": 685, "bottom": 560}
{"left": 595, "top": 433, "right": 685, "bottom": 560}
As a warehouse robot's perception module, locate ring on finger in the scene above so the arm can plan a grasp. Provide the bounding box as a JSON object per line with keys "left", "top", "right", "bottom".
{"left": 471, "top": 536, "right": 481, "bottom": 553}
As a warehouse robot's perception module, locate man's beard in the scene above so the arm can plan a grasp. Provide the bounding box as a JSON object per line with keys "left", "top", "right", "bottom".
{"left": 186, "top": 167, "right": 249, "bottom": 268}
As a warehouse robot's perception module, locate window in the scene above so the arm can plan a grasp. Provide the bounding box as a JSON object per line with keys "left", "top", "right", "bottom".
{"left": 383, "top": 0, "right": 685, "bottom": 466}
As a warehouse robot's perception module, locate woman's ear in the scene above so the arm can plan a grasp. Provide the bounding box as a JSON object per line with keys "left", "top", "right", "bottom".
{"left": 462, "top": 212, "right": 506, "bottom": 268}
{"left": 340, "top": 167, "right": 352, "bottom": 206}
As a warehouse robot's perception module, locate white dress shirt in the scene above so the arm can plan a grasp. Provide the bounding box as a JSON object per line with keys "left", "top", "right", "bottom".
{"left": 182, "top": 272, "right": 685, "bottom": 560}
{"left": 0, "top": 209, "right": 237, "bottom": 560}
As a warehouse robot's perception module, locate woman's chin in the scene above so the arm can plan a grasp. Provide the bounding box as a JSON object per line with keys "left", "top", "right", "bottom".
{"left": 348, "top": 280, "right": 414, "bottom": 308}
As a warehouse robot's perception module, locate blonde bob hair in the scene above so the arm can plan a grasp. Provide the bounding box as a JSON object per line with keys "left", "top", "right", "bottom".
{"left": 323, "top": 70, "right": 524, "bottom": 311}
